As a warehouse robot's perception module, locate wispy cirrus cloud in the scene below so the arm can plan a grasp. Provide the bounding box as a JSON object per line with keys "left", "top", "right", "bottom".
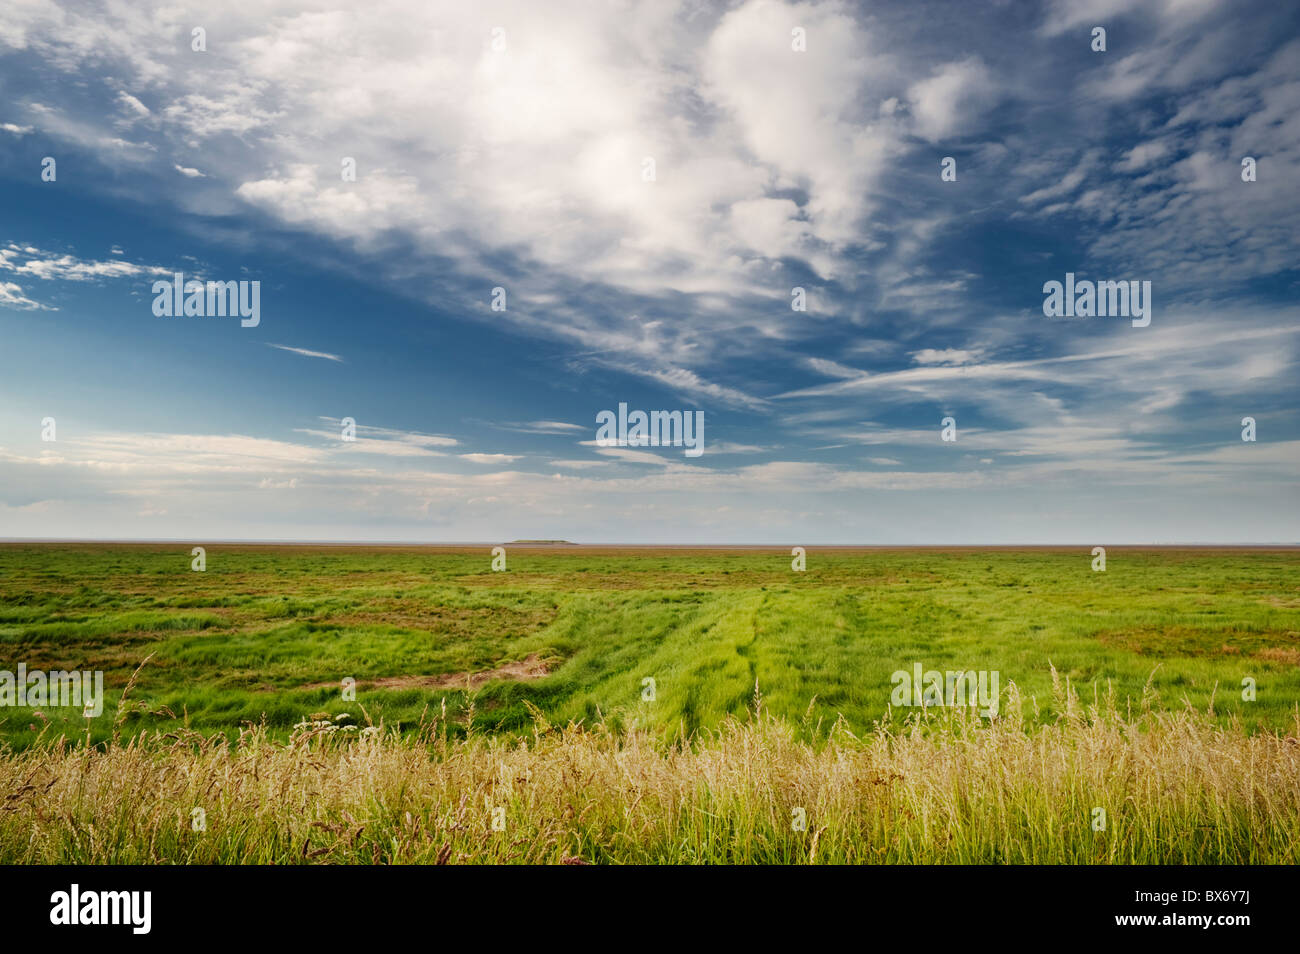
{"left": 267, "top": 343, "right": 343, "bottom": 363}
{"left": 460, "top": 453, "right": 521, "bottom": 464}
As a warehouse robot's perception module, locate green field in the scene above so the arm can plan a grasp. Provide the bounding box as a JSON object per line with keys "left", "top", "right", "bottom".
{"left": 1, "top": 543, "right": 1296, "bottom": 746}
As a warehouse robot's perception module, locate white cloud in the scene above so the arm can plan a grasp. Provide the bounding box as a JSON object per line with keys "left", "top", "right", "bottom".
{"left": 1115, "top": 140, "right": 1171, "bottom": 172}
{"left": 1019, "top": 151, "right": 1100, "bottom": 205}
{"left": 592, "top": 445, "right": 681, "bottom": 467}
{"left": 0, "top": 280, "right": 49, "bottom": 310}
{"left": 520, "top": 421, "right": 585, "bottom": 433}
{"left": 1039, "top": 0, "right": 1221, "bottom": 37}
{"left": 0, "top": 0, "right": 935, "bottom": 392}
{"left": 267, "top": 343, "right": 343, "bottom": 362}
{"left": 296, "top": 419, "right": 458, "bottom": 457}
{"left": 0, "top": 242, "right": 171, "bottom": 282}
{"left": 911, "top": 348, "right": 984, "bottom": 366}
{"left": 547, "top": 459, "right": 611, "bottom": 470}
{"left": 781, "top": 314, "right": 1299, "bottom": 401}
{"left": 117, "top": 91, "right": 150, "bottom": 117}
{"left": 807, "top": 357, "right": 867, "bottom": 380}
{"left": 907, "top": 58, "right": 997, "bottom": 142}
{"left": 461, "top": 453, "right": 521, "bottom": 464}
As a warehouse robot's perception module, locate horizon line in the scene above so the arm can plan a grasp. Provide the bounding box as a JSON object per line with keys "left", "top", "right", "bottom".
{"left": 1, "top": 538, "right": 1297, "bottom": 549}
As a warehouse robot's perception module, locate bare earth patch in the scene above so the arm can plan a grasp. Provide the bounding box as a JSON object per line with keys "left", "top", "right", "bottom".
{"left": 297, "top": 653, "right": 551, "bottom": 693}
{"left": 1096, "top": 624, "right": 1300, "bottom": 660}
{"left": 1256, "top": 647, "right": 1300, "bottom": 666}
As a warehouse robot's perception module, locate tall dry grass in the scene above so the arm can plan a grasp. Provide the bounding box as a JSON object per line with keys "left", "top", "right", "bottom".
{"left": 2, "top": 674, "right": 1297, "bottom": 864}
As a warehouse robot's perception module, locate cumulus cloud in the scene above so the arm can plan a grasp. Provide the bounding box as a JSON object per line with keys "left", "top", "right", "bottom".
{"left": 906, "top": 58, "right": 998, "bottom": 141}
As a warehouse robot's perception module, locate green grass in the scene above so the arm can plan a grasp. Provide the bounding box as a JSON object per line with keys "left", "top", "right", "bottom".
{"left": 0, "top": 543, "right": 1297, "bottom": 748}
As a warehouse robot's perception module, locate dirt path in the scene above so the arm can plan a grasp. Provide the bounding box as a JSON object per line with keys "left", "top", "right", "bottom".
{"left": 297, "top": 653, "right": 550, "bottom": 692}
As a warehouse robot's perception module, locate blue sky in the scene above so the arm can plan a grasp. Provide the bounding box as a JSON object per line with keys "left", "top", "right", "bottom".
{"left": 1, "top": 0, "right": 1297, "bottom": 543}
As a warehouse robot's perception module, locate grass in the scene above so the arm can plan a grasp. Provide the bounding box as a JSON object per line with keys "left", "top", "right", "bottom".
{"left": 1, "top": 676, "right": 1296, "bottom": 864}
{"left": 0, "top": 544, "right": 1297, "bottom": 746}
{"left": 1, "top": 543, "right": 1296, "bottom": 864}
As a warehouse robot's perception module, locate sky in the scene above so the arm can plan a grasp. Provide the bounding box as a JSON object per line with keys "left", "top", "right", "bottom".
{"left": 0, "top": 0, "right": 1297, "bottom": 544}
